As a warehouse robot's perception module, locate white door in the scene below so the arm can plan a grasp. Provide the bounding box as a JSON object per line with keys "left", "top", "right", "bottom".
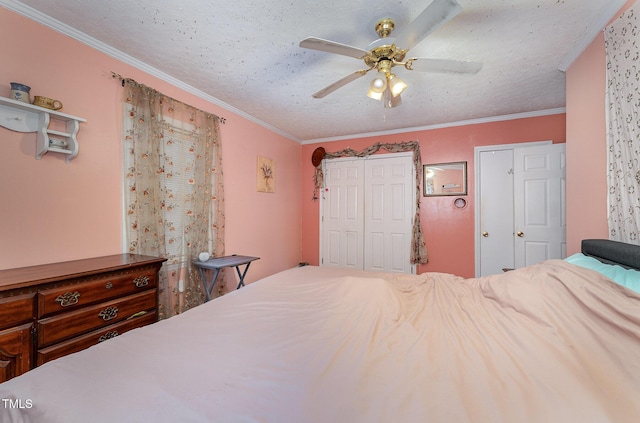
{"left": 478, "top": 149, "right": 515, "bottom": 276}
{"left": 321, "top": 154, "right": 414, "bottom": 273}
{"left": 364, "top": 155, "right": 414, "bottom": 273}
{"left": 514, "top": 143, "right": 567, "bottom": 267}
{"left": 475, "top": 141, "right": 565, "bottom": 277}
{"left": 321, "top": 159, "right": 365, "bottom": 269}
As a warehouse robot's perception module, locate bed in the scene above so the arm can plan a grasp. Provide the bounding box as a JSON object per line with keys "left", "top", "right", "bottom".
{"left": 1, "top": 239, "right": 639, "bottom": 422}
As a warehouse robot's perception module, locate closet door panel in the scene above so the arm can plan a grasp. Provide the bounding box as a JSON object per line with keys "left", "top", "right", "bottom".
{"left": 364, "top": 156, "right": 413, "bottom": 273}
{"left": 478, "top": 149, "right": 515, "bottom": 276}
{"left": 321, "top": 160, "right": 365, "bottom": 269}
{"left": 514, "top": 143, "right": 566, "bottom": 268}
{"left": 321, "top": 154, "right": 414, "bottom": 274}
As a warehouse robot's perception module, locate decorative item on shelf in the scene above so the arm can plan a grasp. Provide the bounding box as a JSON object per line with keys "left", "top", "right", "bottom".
{"left": 0, "top": 96, "right": 86, "bottom": 163}
{"left": 49, "top": 138, "right": 68, "bottom": 149}
{"left": 257, "top": 156, "right": 275, "bottom": 193}
{"left": 198, "top": 252, "right": 210, "bottom": 262}
{"left": 33, "top": 95, "right": 63, "bottom": 110}
{"left": 10, "top": 82, "right": 31, "bottom": 103}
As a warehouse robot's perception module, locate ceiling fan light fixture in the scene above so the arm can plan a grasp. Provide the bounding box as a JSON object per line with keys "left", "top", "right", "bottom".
{"left": 388, "top": 74, "right": 408, "bottom": 97}
{"left": 300, "top": 0, "right": 482, "bottom": 109}
{"left": 367, "top": 89, "right": 384, "bottom": 101}
{"left": 367, "top": 74, "right": 388, "bottom": 100}
{"left": 383, "top": 87, "right": 402, "bottom": 108}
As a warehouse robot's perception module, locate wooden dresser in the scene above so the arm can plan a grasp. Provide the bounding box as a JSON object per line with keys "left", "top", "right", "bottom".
{"left": 0, "top": 254, "right": 166, "bottom": 383}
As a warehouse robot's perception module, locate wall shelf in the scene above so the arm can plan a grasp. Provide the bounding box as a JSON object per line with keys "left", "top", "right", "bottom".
{"left": 0, "top": 96, "right": 86, "bottom": 163}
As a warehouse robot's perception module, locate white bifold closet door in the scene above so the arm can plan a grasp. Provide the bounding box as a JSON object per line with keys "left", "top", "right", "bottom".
{"left": 476, "top": 142, "right": 566, "bottom": 276}
{"left": 320, "top": 153, "right": 414, "bottom": 274}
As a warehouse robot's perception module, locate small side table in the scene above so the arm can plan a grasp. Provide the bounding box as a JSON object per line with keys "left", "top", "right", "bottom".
{"left": 192, "top": 255, "right": 260, "bottom": 301}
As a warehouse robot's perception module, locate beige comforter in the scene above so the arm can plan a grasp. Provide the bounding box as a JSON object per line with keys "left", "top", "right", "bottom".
{"left": 1, "top": 260, "right": 639, "bottom": 422}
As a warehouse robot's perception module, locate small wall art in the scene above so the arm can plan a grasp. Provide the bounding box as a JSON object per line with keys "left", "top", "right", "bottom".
{"left": 257, "top": 156, "right": 275, "bottom": 193}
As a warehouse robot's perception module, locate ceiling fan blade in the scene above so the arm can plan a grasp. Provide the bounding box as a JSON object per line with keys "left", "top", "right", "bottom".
{"left": 312, "top": 70, "right": 370, "bottom": 98}
{"left": 393, "top": 0, "right": 463, "bottom": 51}
{"left": 406, "top": 58, "right": 482, "bottom": 74}
{"left": 300, "top": 37, "right": 369, "bottom": 59}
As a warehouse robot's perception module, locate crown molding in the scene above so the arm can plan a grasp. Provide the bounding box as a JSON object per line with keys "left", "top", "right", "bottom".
{"left": 558, "top": 0, "right": 629, "bottom": 72}
{"left": 0, "top": 0, "right": 300, "bottom": 142}
{"left": 300, "top": 108, "right": 567, "bottom": 145}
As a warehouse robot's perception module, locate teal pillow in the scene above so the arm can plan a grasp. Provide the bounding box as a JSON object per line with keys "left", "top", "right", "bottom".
{"left": 565, "top": 253, "right": 640, "bottom": 293}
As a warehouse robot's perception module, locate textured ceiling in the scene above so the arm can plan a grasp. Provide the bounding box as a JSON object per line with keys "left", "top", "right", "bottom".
{"left": 1, "top": 0, "right": 627, "bottom": 142}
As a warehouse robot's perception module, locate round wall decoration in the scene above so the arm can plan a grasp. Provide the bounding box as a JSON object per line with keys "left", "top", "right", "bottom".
{"left": 311, "top": 147, "right": 326, "bottom": 167}
{"left": 454, "top": 197, "right": 467, "bottom": 209}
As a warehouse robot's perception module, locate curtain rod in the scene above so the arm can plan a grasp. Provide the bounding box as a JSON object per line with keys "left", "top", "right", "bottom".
{"left": 110, "top": 72, "right": 226, "bottom": 124}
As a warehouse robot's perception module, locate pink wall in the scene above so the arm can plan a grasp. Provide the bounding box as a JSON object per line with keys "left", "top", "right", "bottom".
{"left": 4, "top": 0, "right": 630, "bottom": 281}
{"left": 565, "top": 35, "right": 609, "bottom": 253}
{"left": 564, "top": 0, "right": 635, "bottom": 254}
{"left": 0, "top": 8, "right": 301, "bottom": 286}
{"left": 301, "top": 114, "right": 566, "bottom": 277}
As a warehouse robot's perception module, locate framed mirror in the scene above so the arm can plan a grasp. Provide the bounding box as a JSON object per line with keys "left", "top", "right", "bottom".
{"left": 423, "top": 161, "right": 467, "bottom": 196}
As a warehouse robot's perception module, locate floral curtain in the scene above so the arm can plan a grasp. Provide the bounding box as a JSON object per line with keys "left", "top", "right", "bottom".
{"left": 120, "top": 77, "right": 225, "bottom": 318}
{"left": 605, "top": 3, "right": 640, "bottom": 243}
{"left": 313, "top": 141, "right": 428, "bottom": 264}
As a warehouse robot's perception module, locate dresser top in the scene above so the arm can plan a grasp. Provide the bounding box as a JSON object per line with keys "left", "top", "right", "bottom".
{"left": 0, "top": 254, "right": 166, "bottom": 292}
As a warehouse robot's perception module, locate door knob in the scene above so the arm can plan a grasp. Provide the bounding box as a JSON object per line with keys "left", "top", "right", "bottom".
{"left": 517, "top": 231, "right": 524, "bottom": 237}
{"left": 482, "top": 231, "right": 489, "bottom": 237}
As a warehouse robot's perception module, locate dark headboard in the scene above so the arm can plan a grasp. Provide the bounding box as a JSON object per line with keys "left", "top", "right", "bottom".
{"left": 581, "top": 239, "right": 640, "bottom": 270}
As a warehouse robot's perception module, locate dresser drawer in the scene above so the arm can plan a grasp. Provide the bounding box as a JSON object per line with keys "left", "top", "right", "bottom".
{"left": 37, "top": 289, "right": 157, "bottom": 348}
{"left": 0, "top": 293, "right": 35, "bottom": 330}
{"left": 0, "top": 323, "right": 33, "bottom": 383}
{"left": 37, "top": 311, "right": 157, "bottom": 365}
{"left": 37, "top": 269, "right": 157, "bottom": 318}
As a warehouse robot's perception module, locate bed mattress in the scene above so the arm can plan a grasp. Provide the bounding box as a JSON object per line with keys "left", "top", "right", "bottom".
{"left": 1, "top": 261, "right": 639, "bottom": 422}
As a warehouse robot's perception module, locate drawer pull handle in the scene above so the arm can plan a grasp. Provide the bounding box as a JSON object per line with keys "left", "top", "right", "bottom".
{"left": 55, "top": 291, "right": 81, "bottom": 307}
{"left": 98, "top": 331, "right": 119, "bottom": 342}
{"left": 98, "top": 306, "right": 119, "bottom": 321}
{"left": 105, "top": 282, "right": 113, "bottom": 289}
{"left": 127, "top": 310, "right": 148, "bottom": 320}
{"left": 133, "top": 275, "right": 150, "bottom": 288}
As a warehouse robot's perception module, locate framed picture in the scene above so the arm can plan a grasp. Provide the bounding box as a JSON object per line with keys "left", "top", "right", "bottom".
{"left": 257, "top": 156, "right": 275, "bottom": 193}
{"left": 423, "top": 161, "right": 467, "bottom": 196}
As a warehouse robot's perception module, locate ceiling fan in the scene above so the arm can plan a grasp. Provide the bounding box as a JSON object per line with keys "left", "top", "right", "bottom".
{"left": 299, "top": 0, "right": 482, "bottom": 108}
